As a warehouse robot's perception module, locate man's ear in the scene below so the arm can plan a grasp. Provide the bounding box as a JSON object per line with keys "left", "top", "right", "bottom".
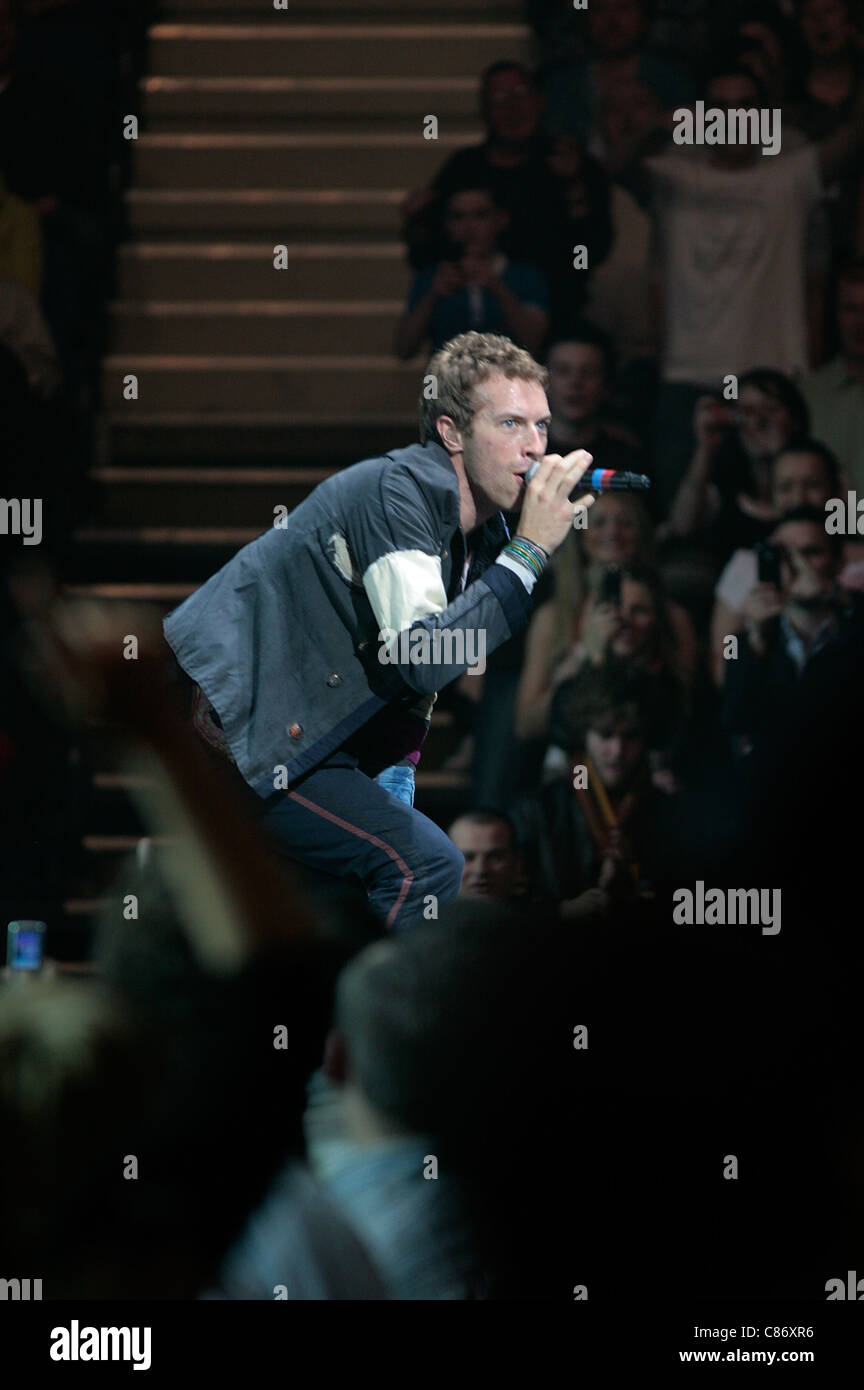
{"left": 322, "top": 1028, "right": 350, "bottom": 1086}
{"left": 436, "top": 415, "right": 464, "bottom": 455}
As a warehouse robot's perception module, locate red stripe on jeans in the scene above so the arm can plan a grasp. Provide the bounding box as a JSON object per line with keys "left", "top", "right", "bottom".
{"left": 287, "top": 789, "right": 414, "bottom": 928}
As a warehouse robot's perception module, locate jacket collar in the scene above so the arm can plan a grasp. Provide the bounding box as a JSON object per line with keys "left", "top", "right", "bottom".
{"left": 418, "top": 438, "right": 510, "bottom": 555}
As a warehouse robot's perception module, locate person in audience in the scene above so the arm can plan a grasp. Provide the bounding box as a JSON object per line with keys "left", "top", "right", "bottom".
{"left": 510, "top": 663, "right": 685, "bottom": 908}
{"left": 515, "top": 493, "right": 695, "bottom": 743}
{"left": 447, "top": 808, "right": 521, "bottom": 902}
{"left": 793, "top": 0, "right": 863, "bottom": 138}
{"left": 0, "top": 272, "right": 57, "bottom": 393}
{"left": 394, "top": 183, "right": 549, "bottom": 358}
{"left": 0, "top": 0, "right": 113, "bottom": 412}
{"left": 519, "top": 558, "right": 691, "bottom": 784}
{"left": 661, "top": 369, "right": 811, "bottom": 560}
{"left": 401, "top": 61, "right": 613, "bottom": 316}
{"left": 723, "top": 504, "right": 864, "bottom": 760}
{"left": 709, "top": 439, "right": 848, "bottom": 684}
{"left": 540, "top": 0, "right": 697, "bottom": 163}
{"left": 799, "top": 257, "right": 864, "bottom": 489}
{"left": 728, "top": 1, "right": 799, "bottom": 111}
{"left": 0, "top": 171, "right": 41, "bottom": 293}
{"left": 5, "top": 585, "right": 392, "bottom": 1300}
{"left": 791, "top": 0, "right": 864, "bottom": 255}
{"left": 608, "top": 57, "right": 864, "bottom": 513}
{"left": 544, "top": 323, "right": 645, "bottom": 468}
{"left": 582, "top": 91, "right": 658, "bottom": 426}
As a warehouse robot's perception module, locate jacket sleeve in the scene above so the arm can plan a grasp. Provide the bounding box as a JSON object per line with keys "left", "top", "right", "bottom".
{"left": 347, "top": 463, "right": 533, "bottom": 695}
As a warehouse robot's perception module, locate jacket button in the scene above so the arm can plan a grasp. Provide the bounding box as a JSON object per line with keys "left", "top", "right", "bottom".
{"left": 326, "top": 673, "right": 342, "bottom": 687}
{"left": 288, "top": 723, "right": 303, "bottom": 738}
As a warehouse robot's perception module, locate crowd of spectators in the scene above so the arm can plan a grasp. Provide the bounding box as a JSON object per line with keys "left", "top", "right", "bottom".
{"left": 399, "top": 0, "right": 864, "bottom": 866}
{"left": 2, "top": 0, "right": 864, "bottom": 1304}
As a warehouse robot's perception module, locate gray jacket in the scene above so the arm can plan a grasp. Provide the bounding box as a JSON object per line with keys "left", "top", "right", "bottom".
{"left": 163, "top": 439, "right": 532, "bottom": 798}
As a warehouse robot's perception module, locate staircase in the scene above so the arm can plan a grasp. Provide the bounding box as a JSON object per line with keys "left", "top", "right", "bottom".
{"left": 58, "top": 0, "right": 532, "bottom": 949}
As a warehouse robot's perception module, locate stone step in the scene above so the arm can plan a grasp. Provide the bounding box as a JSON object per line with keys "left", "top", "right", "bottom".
{"left": 115, "top": 242, "right": 410, "bottom": 300}
{"left": 92, "top": 466, "right": 334, "bottom": 524}
{"left": 125, "top": 188, "right": 405, "bottom": 238}
{"left": 101, "top": 355, "right": 419, "bottom": 413}
{"left": 104, "top": 414, "right": 415, "bottom": 464}
{"left": 147, "top": 22, "right": 532, "bottom": 80}
{"left": 162, "top": 0, "right": 521, "bottom": 16}
{"left": 76, "top": 524, "right": 263, "bottom": 545}
{"left": 131, "top": 131, "right": 473, "bottom": 190}
{"left": 108, "top": 301, "right": 400, "bottom": 355}
{"left": 141, "top": 75, "right": 478, "bottom": 127}
{"left": 62, "top": 582, "right": 194, "bottom": 605}
{"left": 68, "top": 534, "right": 251, "bottom": 583}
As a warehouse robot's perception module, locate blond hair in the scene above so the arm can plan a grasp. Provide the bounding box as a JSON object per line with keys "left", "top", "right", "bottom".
{"left": 548, "top": 493, "right": 656, "bottom": 666}
{"left": 418, "top": 331, "right": 548, "bottom": 446}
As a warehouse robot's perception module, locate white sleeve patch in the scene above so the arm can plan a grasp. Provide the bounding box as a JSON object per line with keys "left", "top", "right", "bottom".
{"left": 362, "top": 549, "right": 447, "bottom": 632}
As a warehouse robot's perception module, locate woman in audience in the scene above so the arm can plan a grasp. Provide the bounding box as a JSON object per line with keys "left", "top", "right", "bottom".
{"left": 515, "top": 493, "right": 696, "bottom": 745}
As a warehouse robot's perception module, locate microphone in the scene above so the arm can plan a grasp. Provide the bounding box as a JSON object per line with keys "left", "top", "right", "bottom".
{"left": 524, "top": 462, "right": 651, "bottom": 491}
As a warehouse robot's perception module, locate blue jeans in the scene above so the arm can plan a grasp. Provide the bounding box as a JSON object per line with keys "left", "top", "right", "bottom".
{"left": 260, "top": 751, "right": 462, "bottom": 930}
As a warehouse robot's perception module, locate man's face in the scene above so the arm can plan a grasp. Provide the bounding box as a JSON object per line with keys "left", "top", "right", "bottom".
{"left": 735, "top": 384, "right": 794, "bottom": 461}
{"left": 585, "top": 717, "right": 645, "bottom": 792}
{"left": 450, "top": 818, "right": 518, "bottom": 900}
{"left": 456, "top": 373, "right": 550, "bottom": 513}
{"left": 838, "top": 279, "right": 864, "bottom": 361}
{"left": 589, "top": 0, "right": 647, "bottom": 57}
{"left": 483, "top": 67, "right": 543, "bottom": 143}
{"left": 772, "top": 452, "right": 832, "bottom": 512}
{"left": 444, "top": 190, "right": 506, "bottom": 255}
{"left": 600, "top": 79, "right": 660, "bottom": 145}
{"left": 773, "top": 521, "right": 840, "bottom": 603}
{"left": 799, "top": 0, "right": 852, "bottom": 59}
{"left": 547, "top": 342, "right": 607, "bottom": 425}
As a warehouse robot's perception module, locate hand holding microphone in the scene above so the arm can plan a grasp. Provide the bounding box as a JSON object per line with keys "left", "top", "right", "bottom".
{"left": 517, "top": 449, "right": 597, "bottom": 557}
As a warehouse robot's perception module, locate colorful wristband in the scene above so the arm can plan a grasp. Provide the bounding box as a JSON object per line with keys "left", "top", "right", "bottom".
{"left": 503, "top": 535, "right": 549, "bottom": 579}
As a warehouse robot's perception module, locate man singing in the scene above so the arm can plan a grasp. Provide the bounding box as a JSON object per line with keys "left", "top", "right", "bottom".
{"left": 163, "top": 332, "right": 594, "bottom": 928}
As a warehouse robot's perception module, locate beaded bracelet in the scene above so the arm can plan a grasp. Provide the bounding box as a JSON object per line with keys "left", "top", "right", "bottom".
{"left": 503, "top": 534, "right": 550, "bottom": 579}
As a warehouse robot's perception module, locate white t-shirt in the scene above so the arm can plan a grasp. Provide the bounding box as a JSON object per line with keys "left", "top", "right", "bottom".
{"left": 715, "top": 547, "right": 758, "bottom": 612}
{"left": 646, "top": 143, "right": 823, "bottom": 385}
